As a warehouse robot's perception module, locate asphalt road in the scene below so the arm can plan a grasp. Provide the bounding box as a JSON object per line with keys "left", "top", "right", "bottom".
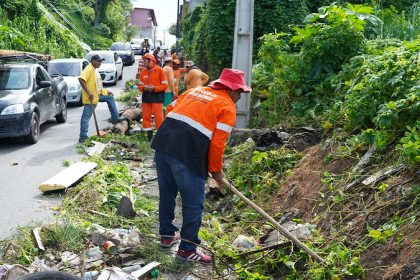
{"left": 0, "top": 59, "right": 139, "bottom": 239}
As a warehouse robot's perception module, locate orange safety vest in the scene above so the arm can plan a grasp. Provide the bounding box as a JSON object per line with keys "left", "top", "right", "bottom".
{"left": 151, "top": 87, "right": 236, "bottom": 178}
{"left": 138, "top": 65, "right": 168, "bottom": 103}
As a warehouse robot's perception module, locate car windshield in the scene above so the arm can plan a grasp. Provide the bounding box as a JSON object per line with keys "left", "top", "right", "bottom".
{"left": 48, "top": 62, "right": 81, "bottom": 76}
{"left": 111, "top": 43, "right": 130, "bottom": 51}
{"left": 0, "top": 68, "right": 29, "bottom": 90}
{"left": 86, "top": 53, "right": 114, "bottom": 64}
{"left": 131, "top": 39, "right": 142, "bottom": 45}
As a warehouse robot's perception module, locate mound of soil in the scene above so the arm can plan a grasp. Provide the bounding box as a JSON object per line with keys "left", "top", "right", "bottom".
{"left": 268, "top": 143, "right": 420, "bottom": 279}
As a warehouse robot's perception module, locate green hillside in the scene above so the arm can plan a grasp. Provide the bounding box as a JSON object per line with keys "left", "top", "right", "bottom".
{"left": 0, "top": 0, "right": 133, "bottom": 58}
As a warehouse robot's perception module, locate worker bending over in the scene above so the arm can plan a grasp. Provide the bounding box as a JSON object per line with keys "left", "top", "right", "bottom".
{"left": 151, "top": 68, "right": 252, "bottom": 264}
{"left": 183, "top": 61, "right": 209, "bottom": 89}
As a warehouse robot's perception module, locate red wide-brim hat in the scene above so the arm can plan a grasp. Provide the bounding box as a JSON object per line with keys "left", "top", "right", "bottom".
{"left": 210, "top": 68, "right": 252, "bottom": 93}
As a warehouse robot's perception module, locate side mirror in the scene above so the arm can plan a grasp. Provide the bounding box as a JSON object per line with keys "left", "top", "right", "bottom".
{"left": 38, "top": 81, "right": 52, "bottom": 89}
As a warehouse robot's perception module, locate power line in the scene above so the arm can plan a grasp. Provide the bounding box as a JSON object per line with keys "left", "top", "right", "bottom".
{"left": 42, "top": 0, "right": 86, "bottom": 39}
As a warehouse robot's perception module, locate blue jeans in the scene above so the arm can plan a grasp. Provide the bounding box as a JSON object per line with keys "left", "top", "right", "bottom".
{"left": 154, "top": 149, "right": 205, "bottom": 251}
{"left": 99, "top": 94, "right": 119, "bottom": 120}
{"left": 79, "top": 95, "right": 119, "bottom": 141}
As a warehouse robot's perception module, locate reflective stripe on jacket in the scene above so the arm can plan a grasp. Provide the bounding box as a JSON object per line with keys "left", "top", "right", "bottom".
{"left": 151, "top": 87, "right": 235, "bottom": 178}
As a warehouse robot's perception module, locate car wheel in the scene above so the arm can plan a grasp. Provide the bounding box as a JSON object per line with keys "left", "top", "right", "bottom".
{"left": 18, "top": 271, "right": 81, "bottom": 280}
{"left": 112, "top": 72, "right": 118, "bottom": 85}
{"left": 23, "top": 112, "right": 40, "bottom": 144}
{"left": 119, "top": 69, "right": 123, "bottom": 80}
{"left": 56, "top": 96, "right": 67, "bottom": 123}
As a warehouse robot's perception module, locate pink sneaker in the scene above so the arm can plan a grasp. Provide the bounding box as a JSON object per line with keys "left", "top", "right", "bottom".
{"left": 176, "top": 249, "right": 212, "bottom": 264}
{"left": 160, "top": 235, "right": 179, "bottom": 248}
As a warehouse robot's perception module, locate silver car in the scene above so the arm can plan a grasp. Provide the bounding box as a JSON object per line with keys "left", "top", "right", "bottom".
{"left": 48, "top": 58, "right": 89, "bottom": 106}
{"left": 85, "top": 51, "right": 123, "bottom": 85}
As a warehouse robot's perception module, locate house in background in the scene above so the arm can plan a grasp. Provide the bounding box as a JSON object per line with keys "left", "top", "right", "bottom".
{"left": 130, "top": 8, "right": 158, "bottom": 46}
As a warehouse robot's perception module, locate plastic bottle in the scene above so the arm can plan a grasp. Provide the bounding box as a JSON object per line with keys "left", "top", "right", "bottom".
{"left": 84, "top": 271, "right": 99, "bottom": 280}
{"left": 150, "top": 268, "right": 160, "bottom": 278}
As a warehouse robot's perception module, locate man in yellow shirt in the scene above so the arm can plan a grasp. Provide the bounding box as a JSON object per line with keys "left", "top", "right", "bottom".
{"left": 184, "top": 61, "right": 209, "bottom": 89}
{"left": 78, "top": 54, "right": 125, "bottom": 143}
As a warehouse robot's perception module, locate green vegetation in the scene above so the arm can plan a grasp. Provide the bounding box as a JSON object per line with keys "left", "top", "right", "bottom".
{"left": 251, "top": 3, "right": 419, "bottom": 165}
{"left": 0, "top": 0, "right": 418, "bottom": 278}
{"left": 0, "top": 0, "right": 133, "bottom": 57}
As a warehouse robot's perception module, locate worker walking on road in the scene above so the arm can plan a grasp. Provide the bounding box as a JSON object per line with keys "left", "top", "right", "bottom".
{"left": 151, "top": 68, "right": 252, "bottom": 264}
{"left": 162, "top": 57, "right": 176, "bottom": 115}
{"left": 78, "top": 54, "right": 125, "bottom": 143}
{"left": 183, "top": 61, "right": 209, "bottom": 89}
{"left": 138, "top": 53, "right": 168, "bottom": 141}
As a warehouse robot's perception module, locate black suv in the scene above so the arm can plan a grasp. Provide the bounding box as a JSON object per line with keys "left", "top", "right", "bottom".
{"left": 110, "top": 42, "right": 135, "bottom": 66}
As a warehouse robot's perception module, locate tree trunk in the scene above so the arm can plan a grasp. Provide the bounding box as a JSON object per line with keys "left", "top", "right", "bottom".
{"left": 94, "top": 0, "right": 102, "bottom": 27}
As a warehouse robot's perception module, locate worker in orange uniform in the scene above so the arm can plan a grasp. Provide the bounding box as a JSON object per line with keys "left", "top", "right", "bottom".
{"left": 138, "top": 53, "right": 168, "bottom": 141}
{"left": 172, "top": 59, "right": 185, "bottom": 97}
{"left": 162, "top": 57, "right": 176, "bottom": 115}
{"left": 183, "top": 61, "right": 209, "bottom": 89}
{"left": 151, "top": 68, "right": 252, "bottom": 264}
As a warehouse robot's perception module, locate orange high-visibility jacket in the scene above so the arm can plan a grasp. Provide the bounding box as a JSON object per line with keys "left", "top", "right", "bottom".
{"left": 151, "top": 87, "right": 236, "bottom": 178}
{"left": 138, "top": 65, "right": 168, "bottom": 103}
{"left": 184, "top": 68, "right": 209, "bottom": 89}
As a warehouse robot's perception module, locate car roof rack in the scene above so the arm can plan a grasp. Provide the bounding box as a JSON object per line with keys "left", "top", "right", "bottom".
{"left": 0, "top": 50, "right": 54, "bottom": 69}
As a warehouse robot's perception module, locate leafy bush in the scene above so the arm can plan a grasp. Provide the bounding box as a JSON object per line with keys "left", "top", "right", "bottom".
{"left": 226, "top": 141, "right": 302, "bottom": 202}
{"left": 375, "top": 1, "right": 420, "bottom": 40}
{"left": 251, "top": 4, "right": 370, "bottom": 127}
{"left": 326, "top": 39, "right": 419, "bottom": 156}
{"left": 182, "top": 0, "right": 310, "bottom": 78}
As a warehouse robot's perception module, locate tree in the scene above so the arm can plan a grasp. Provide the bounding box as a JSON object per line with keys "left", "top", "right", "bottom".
{"left": 168, "top": 23, "right": 177, "bottom": 36}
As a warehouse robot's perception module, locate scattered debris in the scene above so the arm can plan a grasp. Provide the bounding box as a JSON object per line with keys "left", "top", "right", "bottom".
{"left": 131, "top": 261, "right": 160, "bottom": 278}
{"left": 264, "top": 221, "right": 313, "bottom": 246}
{"left": 31, "top": 227, "right": 45, "bottom": 251}
{"left": 352, "top": 144, "right": 376, "bottom": 173}
{"left": 230, "top": 127, "right": 321, "bottom": 151}
{"left": 362, "top": 164, "right": 406, "bottom": 186}
{"left": 116, "top": 196, "right": 136, "bottom": 218}
{"left": 39, "top": 162, "right": 97, "bottom": 192}
{"left": 232, "top": 235, "right": 257, "bottom": 251}
{"left": 86, "top": 141, "right": 109, "bottom": 157}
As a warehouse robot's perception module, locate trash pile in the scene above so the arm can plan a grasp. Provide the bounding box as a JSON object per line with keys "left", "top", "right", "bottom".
{"left": 0, "top": 224, "right": 161, "bottom": 280}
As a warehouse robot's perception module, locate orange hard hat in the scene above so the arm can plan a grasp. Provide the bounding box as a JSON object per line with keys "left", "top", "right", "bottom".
{"left": 143, "top": 53, "right": 156, "bottom": 64}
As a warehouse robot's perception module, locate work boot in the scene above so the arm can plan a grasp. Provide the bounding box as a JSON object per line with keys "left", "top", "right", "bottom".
{"left": 147, "top": 130, "right": 154, "bottom": 142}
{"left": 110, "top": 116, "right": 127, "bottom": 124}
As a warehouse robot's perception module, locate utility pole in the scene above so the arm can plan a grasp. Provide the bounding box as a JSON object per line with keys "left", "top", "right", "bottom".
{"left": 232, "top": 0, "right": 254, "bottom": 128}
{"left": 175, "top": 0, "right": 180, "bottom": 52}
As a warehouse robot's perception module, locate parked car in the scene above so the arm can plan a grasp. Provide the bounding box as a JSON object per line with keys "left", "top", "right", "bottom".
{"left": 110, "top": 42, "right": 135, "bottom": 66}
{"left": 130, "top": 38, "right": 143, "bottom": 55}
{"left": 48, "top": 58, "right": 89, "bottom": 106}
{"left": 85, "top": 51, "right": 123, "bottom": 85}
{"left": 0, "top": 57, "right": 68, "bottom": 144}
